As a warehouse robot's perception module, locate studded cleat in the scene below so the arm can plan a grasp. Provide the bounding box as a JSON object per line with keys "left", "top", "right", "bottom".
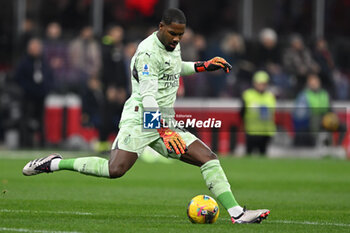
{"left": 22, "top": 154, "right": 62, "bottom": 176}
{"left": 231, "top": 207, "right": 270, "bottom": 224}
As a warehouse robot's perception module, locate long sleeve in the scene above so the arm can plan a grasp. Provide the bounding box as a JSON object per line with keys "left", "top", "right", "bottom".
{"left": 180, "top": 61, "right": 196, "bottom": 76}
{"left": 135, "top": 51, "right": 161, "bottom": 110}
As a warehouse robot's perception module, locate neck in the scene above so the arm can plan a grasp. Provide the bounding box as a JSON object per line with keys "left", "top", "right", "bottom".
{"left": 156, "top": 31, "right": 163, "bottom": 46}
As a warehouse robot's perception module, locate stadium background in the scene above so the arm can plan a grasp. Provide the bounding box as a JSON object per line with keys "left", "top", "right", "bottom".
{"left": 1, "top": 1, "right": 350, "bottom": 232}
{"left": 1, "top": 0, "right": 350, "bottom": 158}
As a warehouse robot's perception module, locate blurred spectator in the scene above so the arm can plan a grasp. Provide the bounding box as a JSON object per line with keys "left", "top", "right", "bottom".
{"left": 332, "top": 69, "right": 349, "bottom": 100}
{"left": 98, "top": 25, "right": 129, "bottom": 151}
{"left": 312, "top": 38, "right": 335, "bottom": 96}
{"left": 283, "top": 34, "right": 319, "bottom": 94}
{"left": 101, "top": 25, "right": 128, "bottom": 89}
{"left": 14, "top": 38, "right": 53, "bottom": 147}
{"left": 190, "top": 33, "right": 208, "bottom": 97}
{"left": 180, "top": 28, "right": 204, "bottom": 97}
{"left": 68, "top": 26, "right": 101, "bottom": 92}
{"left": 81, "top": 76, "right": 104, "bottom": 129}
{"left": 0, "top": 74, "right": 22, "bottom": 149}
{"left": 254, "top": 28, "right": 290, "bottom": 98}
{"left": 220, "top": 32, "right": 255, "bottom": 97}
{"left": 240, "top": 71, "right": 276, "bottom": 156}
{"left": 123, "top": 41, "right": 138, "bottom": 89}
{"left": 333, "top": 38, "right": 350, "bottom": 74}
{"left": 193, "top": 34, "right": 207, "bottom": 60}
{"left": 181, "top": 28, "right": 200, "bottom": 61}
{"left": 43, "top": 22, "right": 70, "bottom": 92}
{"left": 293, "top": 74, "right": 331, "bottom": 146}
{"left": 255, "top": 28, "right": 280, "bottom": 68}
{"left": 18, "top": 18, "right": 37, "bottom": 58}
{"left": 97, "top": 86, "right": 127, "bottom": 151}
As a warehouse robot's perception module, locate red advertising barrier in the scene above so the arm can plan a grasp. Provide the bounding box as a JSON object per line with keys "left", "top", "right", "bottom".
{"left": 65, "top": 95, "right": 82, "bottom": 138}
{"left": 44, "top": 96, "right": 349, "bottom": 159}
{"left": 45, "top": 95, "right": 64, "bottom": 144}
{"left": 45, "top": 94, "right": 84, "bottom": 144}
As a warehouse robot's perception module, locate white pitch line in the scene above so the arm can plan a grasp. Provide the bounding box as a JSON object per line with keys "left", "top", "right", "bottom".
{"left": 2, "top": 210, "right": 349, "bottom": 228}
{"left": 269, "top": 220, "right": 350, "bottom": 227}
{"left": 0, "top": 227, "right": 81, "bottom": 233}
{"left": 0, "top": 209, "right": 92, "bottom": 216}
{"left": 126, "top": 215, "right": 350, "bottom": 227}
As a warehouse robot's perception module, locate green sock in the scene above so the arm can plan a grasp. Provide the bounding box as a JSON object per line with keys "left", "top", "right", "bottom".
{"left": 58, "top": 157, "right": 110, "bottom": 178}
{"left": 200, "top": 159, "right": 239, "bottom": 210}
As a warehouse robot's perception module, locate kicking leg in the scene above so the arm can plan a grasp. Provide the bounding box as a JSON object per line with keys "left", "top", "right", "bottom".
{"left": 181, "top": 140, "right": 242, "bottom": 215}
{"left": 181, "top": 139, "right": 270, "bottom": 224}
{"left": 22, "top": 149, "right": 138, "bottom": 179}
{"left": 108, "top": 149, "right": 138, "bottom": 178}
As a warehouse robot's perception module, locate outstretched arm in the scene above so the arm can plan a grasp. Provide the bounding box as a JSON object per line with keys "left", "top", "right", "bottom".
{"left": 195, "top": 57, "right": 232, "bottom": 73}
{"left": 180, "top": 57, "right": 232, "bottom": 76}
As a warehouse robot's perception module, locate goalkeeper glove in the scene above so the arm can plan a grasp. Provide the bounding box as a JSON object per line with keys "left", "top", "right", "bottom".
{"left": 194, "top": 57, "right": 232, "bottom": 73}
{"left": 157, "top": 125, "right": 187, "bottom": 155}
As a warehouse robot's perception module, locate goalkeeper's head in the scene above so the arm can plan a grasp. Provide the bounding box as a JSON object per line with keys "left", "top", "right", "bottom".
{"left": 157, "top": 8, "right": 186, "bottom": 51}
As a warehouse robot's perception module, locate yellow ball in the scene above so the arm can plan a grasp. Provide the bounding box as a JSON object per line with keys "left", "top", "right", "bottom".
{"left": 187, "top": 195, "right": 220, "bottom": 224}
{"left": 322, "top": 112, "right": 339, "bottom": 131}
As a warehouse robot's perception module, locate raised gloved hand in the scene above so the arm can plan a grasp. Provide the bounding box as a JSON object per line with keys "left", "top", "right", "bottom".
{"left": 157, "top": 125, "right": 187, "bottom": 155}
{"left": 195, "top": 57, "right": 232, "bottom": 73}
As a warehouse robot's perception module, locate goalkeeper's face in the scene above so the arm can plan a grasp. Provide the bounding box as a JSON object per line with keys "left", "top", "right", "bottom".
{"left": 158, "top": 22, "right": 185, "bottom": 51}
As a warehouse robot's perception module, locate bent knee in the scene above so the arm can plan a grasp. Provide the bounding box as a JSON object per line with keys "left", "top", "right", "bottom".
{"left": 200, "top": 152, "right": 218, "bottom": 166}
{"left": 208, "top": 152, "right": 218, "bottom": 160}
{"left": 108, "top": 165, "right": 128, "bottom": 179}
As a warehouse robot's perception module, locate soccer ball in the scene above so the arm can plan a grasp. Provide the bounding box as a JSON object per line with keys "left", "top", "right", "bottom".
{"left": 322, "top": 112, "right": 339, "bottom": 131}
{"left": 187, "top": 195, "right": 220, "bottom": 224}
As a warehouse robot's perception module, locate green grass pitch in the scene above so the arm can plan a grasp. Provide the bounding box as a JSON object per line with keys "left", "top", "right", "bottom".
{"left": 1, "top": 151, "right": 350, "bottom": 233}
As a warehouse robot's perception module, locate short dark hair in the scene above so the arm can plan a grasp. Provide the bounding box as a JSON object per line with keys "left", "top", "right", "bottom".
{"left": 161, "top": 8, "right": 186, "bottom": 25}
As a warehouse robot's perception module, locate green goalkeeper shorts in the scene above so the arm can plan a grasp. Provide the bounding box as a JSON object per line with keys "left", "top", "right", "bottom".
{"left": 111, "top": 124, "right": 198, "bottom": 159}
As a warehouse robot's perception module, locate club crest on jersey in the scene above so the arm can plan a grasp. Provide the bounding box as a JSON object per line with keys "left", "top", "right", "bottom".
{"left": 142, "top": 64, "right": 150, "bottom": 75}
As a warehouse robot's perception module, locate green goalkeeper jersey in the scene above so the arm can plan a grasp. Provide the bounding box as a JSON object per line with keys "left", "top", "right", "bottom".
{"left": 119, "top": 32, "right": 191, "bottom": 128}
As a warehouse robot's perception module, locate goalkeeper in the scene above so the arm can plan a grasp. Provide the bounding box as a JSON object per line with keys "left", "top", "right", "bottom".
{"left": 23, "top": 8, "right": 269, "bottom": 224}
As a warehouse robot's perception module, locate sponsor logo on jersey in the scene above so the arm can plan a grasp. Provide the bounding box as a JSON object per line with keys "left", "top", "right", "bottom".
{"left": 161, "top": 73, "right": 180, "bottom": 81}
{"left": 161, "top": 73, "right": 180, "bottom": 88}
{"left": 143, "top": 110, "right": 161, "bottom": 129}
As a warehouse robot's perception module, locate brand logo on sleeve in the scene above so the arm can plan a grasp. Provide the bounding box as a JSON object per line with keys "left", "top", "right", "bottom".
{"left": 142, "top": 64, "right": 150, "bottom": 75}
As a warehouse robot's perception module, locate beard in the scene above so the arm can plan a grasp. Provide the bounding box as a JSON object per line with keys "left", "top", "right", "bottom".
{"left": 165, "top": 46, "right": 175, "bottom": 51}
{"left": 165, "top": 43, "right": 177, "bottom": 51}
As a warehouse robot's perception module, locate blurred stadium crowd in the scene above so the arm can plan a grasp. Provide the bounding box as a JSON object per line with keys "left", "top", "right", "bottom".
{"left": 6, "top": 18, "right": 350, "bottom": 99}
{"left": 0, "top": 0, "right": 350, "bottom": 150}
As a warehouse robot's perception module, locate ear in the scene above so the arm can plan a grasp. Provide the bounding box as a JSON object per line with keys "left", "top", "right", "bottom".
{"left": 159, "top": 22, "right": 164, "bottom": 30}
